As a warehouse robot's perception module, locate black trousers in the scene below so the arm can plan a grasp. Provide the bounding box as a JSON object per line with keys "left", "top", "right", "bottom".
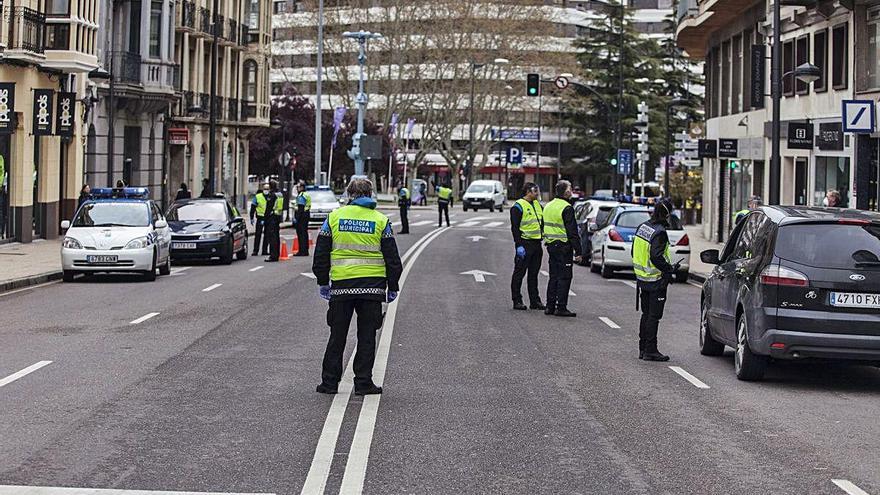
{"left": 438, "top": 201, "right": 450, "bottom": 226}
{"left": 295, "top": 211, "right": 310, "bottom": 254}
{"left": 546, "top": 243, "right": 574, "bottom": 310}
{"left": 639, "top": 285, "right": 668, "bottom": 353}
{"left": 399, "top": 206, "right": 409, "bottom": 233}
{"left": 265, "top": 216, "right": 281, "bottom": 260}
{"left": 321, "top": 298, "right": 383, "bottom": 388}
{"left": 252, "top": 216, "right": 268, "bottom": 254}
{"left": 511, "top": 240, "right": 543, "bottom": 304}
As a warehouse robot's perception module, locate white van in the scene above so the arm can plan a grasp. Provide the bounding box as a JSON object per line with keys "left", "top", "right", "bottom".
{"left": 462, "top": 180, "right": 506, "bottom": 212}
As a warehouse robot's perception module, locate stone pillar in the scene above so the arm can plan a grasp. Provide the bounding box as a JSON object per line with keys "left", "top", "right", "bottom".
{"left": 9, "top": 114, "right": 34, "bottom": 243}
{"left": 37, "top": 134, "right": 60, "bottom": 239}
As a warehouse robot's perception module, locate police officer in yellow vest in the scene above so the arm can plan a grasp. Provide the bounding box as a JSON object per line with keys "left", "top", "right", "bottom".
{"left": 262, "top": 180, "right": 285, "bottom": 262}
{"left": 249, "top": 182, "right": 274, "bottom": 257}
{"left": 733, "top": 195, "right": 762, "bottom": 226}
{"left": 294, "top": 181, "right": 311, "bottom": 256}
{"left": 543, "top": 180, "right": 583, "bottom": 317}
{"left": 632, "top": 198, "right": 677, "bottom": 361}
{"left": 398, "top": 185, "right": 411, "bottom": 234}
{"left": 436, "top": 184, "right": 453, "bottom": 227}
{"left": 510, "top": 182, "right": 545, "bottom": 311}
{"left": 312, "top": 177, "right": 403, "bottom": 395}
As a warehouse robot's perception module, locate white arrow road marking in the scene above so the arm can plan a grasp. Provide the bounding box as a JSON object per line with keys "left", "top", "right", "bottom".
{"left": 669, "top": 366, "right": 710, "bottom": 389}
{"left": 483, "top": 221, "right": 504, "bottom": 228}
{"left": 599, "top": 317, "right": 620, "bottom": 329}
{"left": 466, "top": 235, "right": 486, "bottom": 242}
{"left": 540, "top": 270, "right": 550, "bottom": 277}
{"left": 202, "top": 283, "right": 222, "bottom": 292}
{"left": 0, "top": 487, "right": 275, "bottom": 495}
{"left": 249, "top": 266, "right": 264, "bottom": 272}
{"left": 460, "top": 270, "right": 496, "bottom": 282}
{"left": 569, "top": 290, "right": 577, "bottom": 296}
{"left": 832, "top": 479, "right": 871, "bottom": 495}
{"left": 130, "top": 312, "right": 160, "bottom": 325}
{"left": 610, "top": 279, "right": 638, "bottom": 289}
{"left": 0, "top": 361, "right": 52, "bottom": 388}
{"left": 301, "top": 272, "right": 316, "bottom": 279}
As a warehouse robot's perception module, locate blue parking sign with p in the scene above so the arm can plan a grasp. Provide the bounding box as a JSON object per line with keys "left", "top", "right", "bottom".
{"left": 507, "top": 147, "right": 522, "bottom": 164}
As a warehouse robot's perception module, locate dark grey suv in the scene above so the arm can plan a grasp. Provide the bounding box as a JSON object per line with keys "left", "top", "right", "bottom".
{"left": 699, "top": 206, "right": 880, "bottom": 380}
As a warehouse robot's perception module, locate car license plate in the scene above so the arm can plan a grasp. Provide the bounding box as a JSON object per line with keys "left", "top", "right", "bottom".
{"left": 87, "top": 255, "right": 117, "bottom": 263}
{"left": 829, "top": 292, "right": 880, "bottom": 309}
{"left": 173, "top": 242, "right": 197, "bottom": 249}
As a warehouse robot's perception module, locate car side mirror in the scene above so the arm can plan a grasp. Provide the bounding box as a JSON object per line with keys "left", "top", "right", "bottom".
{"left": 154, "top": 219, "right": 168, "bottom": 229}
{"left": 61, "top": 220, "right": 70, "bottom": 230}
{"left": 700, "top": 249, "right": 721, "bottom": 265}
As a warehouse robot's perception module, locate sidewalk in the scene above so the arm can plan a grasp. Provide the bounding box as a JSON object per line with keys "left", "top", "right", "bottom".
{"left": 685, "top": 224, "right": 723, "bottom": 283}
{"left": 0, "top": 239, "right": 64, "bottom": 292}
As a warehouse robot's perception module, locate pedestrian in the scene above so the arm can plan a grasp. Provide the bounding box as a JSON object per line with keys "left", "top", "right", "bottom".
{"left": 250, "top": 183, "right": 271, "bottom": 256}
{"left": 115, "top": 180, "right": 126, "bottom": 188}
{"left": 199, "top": 178, "right": 211, "bottom": 198}
{"left": 78, "top": 184, "right": 91, "bottom": 208}
{"left": 175, "top": 182, "right": 191, "bottom": 201}
{"left": 419, "top": 182, "right": 427, "bottom": 206}
{"left": 824, "top": 189, "right": 842, "bottom": 207}
{"left": 632, "top": 198, "right": 678, "bottom": 361}
{"left": 510, "top": 182, "right": 545, "bottom": 311}
{"left": 436, "top": 183, "right": 453, "bottom": 227}
{"left": 733, "top": 195, "right": 762, "bottom": 225}
{"left": 543, "top": 180, "right": 582, "bottom": 317}
{"left": 398, "top": 184, "right": 410, "bottom": 234}
{"left": 312, "top": 177, "right": 403, "bottom": 396}
{"left": 294, "top": 181, "right": 311, "bottom": 256}
{"left": 262, "top": 180, "right": 284, "bottom": 262}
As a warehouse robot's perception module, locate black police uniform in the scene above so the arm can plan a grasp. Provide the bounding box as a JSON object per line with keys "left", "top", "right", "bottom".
{"left": 545, "top": 202, "right": 582, "bottom": 314}
{"left": 264, "top": 193, "right": 282, "bottom": 261}
{"left": 510, "top": 201, "right": 544, "bottom": 309}
{"left": 398, "top": 191, "right": 410, "bottom": 234}
{"left": 637, "top": 220, "right": 675, "bottom": 359}
{"left": 295, "top": 193, "right": 311, "bottom": 256}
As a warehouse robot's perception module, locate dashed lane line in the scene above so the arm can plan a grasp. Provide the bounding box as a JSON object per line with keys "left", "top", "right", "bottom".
{"left": 129, "top": 312, "right": 160, "bottom": 325}
{"left": 249, "top": 266, "right": 264, "bottom": 272}
{"left": 0, "top": 487, "right": 275, "bottom": 495}
{"left": 540, "top": 270, "right": 549, "bottom": 277}
{"left": 202, "top": 283, "right": 222, "bottom": 292}
{"left": 832, "top": 479, "right": 871, "bottom": 495}
{"left": 0, "top": 361, "right": 53, "bottom": 388}
{"left": 668, "top": 366, "right": 711, "bottom": 389}
{"left": 599, "top": 317, "right": 620, "bottom": 329}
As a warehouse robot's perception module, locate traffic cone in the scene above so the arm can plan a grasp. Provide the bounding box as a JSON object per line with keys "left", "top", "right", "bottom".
{"left": 279, "top": 241, "right": 289, "bottom": 261}
{"left": 292, "top": 237, "right": 300, "bottom": 254}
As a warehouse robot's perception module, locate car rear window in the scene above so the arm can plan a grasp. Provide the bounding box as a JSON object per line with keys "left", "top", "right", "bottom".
{"left": 595, "top": 208, "right": 613, "bottom": 226}
{"left": 168, "top": 202, "right": 228, "bottom": 222}
{"left": 776, "top": 223, "right": 880, "bottom": 269}
{"left": 616, "top": 211, "right": 651, "bottom": 228}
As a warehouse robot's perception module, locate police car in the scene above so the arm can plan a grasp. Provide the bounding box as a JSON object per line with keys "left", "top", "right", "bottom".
{"left": 297, "top": 185, "right": 341, "bottom": 225}
{"left": 60, "top": 187, "right": 172, "bottom": 282}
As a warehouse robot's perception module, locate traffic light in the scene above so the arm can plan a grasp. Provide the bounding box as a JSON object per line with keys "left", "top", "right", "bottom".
{"left": 610, "top": 158, "right": 618, "bottom": 166}
{"left": 526, "top": 73, "right": 540, "bottom": 97}
{"left": 729, "top": 160, "right": 739, "bottom": 170}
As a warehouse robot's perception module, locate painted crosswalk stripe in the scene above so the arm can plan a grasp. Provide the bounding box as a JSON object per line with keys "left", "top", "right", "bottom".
{"left": 457, "top": 221, "right": 479, "bottom": 227}
{"left": 599, "top": 317, "right": 620, "bottom": 329}
{"left": 483, "top": 221, "right": 504, "bottom": 228}
{"left": 411, "top": 220, "right": 433, "bottom": 226}
{"left": 832, "top": 479, "right": 871, "bottom": 495}
{"left": 202, "top": 283, "right": 222, "bottom": 292}
{"left": 669, "top": 366, "right": 710, "bottom": 389}
{"left": 130, "top": 312, "right": 160, "bottom": 325}
{"left": 249, "top": 266, "right": 264, "bottom": 272}
{"left": 0, "top": 487, "right": 275, "bottom": 495}
{"left": 0, "top": 361, "right": 53, "bottom": 388}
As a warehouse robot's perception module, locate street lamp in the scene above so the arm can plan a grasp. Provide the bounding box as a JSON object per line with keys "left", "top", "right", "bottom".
{"left": 468, "top": 57, "right": 508, "bottom": 186}
{"left": 343, "top": 31, "right": 383, "bottom": 177}
{"left": 664, "top": 97, "right": 689, "bottom": 196}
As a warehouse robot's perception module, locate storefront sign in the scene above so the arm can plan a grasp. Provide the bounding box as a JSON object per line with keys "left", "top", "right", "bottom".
{"left": 750, "top": 45, "right": 766, "bottom": 109}
{"left": 817, "top": 123, "right": 844, "bottom": 151}
{"left": 0, "top": 83, "right": 15, "bottom": 134}
{"left": 698, "top": 139, "right": 717, "bottom": 158}
{"left": 55, "top": 92, "right": 75, "bottom": 137}
{"left": 491, "top": 128, "right": 540, "bottom": 141}
{"left": 168, "top": 127, "right": 190, "bottom": 145}
{"left": 787, "top": 122, "right": 813, "bottom": 149}
{"left": 32, "top": 89, "right": 54, "bottom": 136}
{"left": 718, "top": 139, "right": 738, "bottom": 158}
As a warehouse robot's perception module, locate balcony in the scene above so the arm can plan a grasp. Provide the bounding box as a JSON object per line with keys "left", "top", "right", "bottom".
{"left": 227, "top": 19, "right": 239, "bottom": 44}
{"left": 216, "top": 14, "right": 225, "bottom": 38}
{"left": 143, "top": 61, "right": 177, "bottom": 93}
{"left": 199, "top": 8, "right": 211, "bottom": 34}
{"left": 179, "top": 1, "right": 196, "bottom": 30}
{"left": 241, "top": 24, "right": 249, "bottom": 46}
{"left": 2, "top": 6, "right": 46, "bottom": 63}
{"left": 113, "top": 51, "right": 141, "bottom": 84}
{"left": 199, "top": 92, "right": 211, "bottom": 113}
{"left": 227, "top": 97, "right": 239, "bottom": 121}
{"left": 676, "top": 0, "right": 761, "bottom": 58}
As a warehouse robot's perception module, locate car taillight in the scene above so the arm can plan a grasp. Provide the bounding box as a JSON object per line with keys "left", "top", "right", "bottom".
{"left": 676, "top": 234, "right": 690, "bottom": 246}
{"left": 760, "top": 265, "right": 809, "bottom": 287}
{"left": 838, "top": 219, "right": 871, "bottom": 225}
{"left": 608, "top": 229, "right": 624, "bottom": 242}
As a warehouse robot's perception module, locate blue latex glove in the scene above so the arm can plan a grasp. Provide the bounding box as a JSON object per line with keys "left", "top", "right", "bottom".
{"left": 319, "top": 285, "right": 331, "bottom": 301}
{"left": 387, "top": 291, "right": 399, "bottom": 303}
{"left": 515, "top": 246, "right": 526, "bottom": 260}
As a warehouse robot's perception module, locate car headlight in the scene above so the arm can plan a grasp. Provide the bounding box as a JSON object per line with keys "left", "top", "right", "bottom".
{"left": 199, "top": 231, "right": 225, "bottom": 240}
{"left": 62, "top": 237, "right": 82, "bottom": 249}
{"left": 124, "top": 236, "right": 153, "bottom": 249}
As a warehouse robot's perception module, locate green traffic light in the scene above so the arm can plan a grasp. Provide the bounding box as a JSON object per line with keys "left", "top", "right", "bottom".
{"left": 730, "top": 161, "right": 738, "bottom": 170}
{"left": 611, "top": 158, "right": 618, "bottom": 166}
{"left": 529, "top": 88, "right": 537, "bottom": 95}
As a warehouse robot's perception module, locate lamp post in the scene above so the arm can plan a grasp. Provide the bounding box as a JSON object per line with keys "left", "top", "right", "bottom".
{"left": 664, "top": 97, "right": 689, "bottom": 196}
{"left": 343, "top": 31, "right": 383, "bottom": 177}
{"left": 314, "top": 0, "right": 324, "bottom": 184}
{"left": 468, "top": 57, "right": 508, "bottom": 187}
{"left": 207, "top": 0, "right": 220, "bottom": 196}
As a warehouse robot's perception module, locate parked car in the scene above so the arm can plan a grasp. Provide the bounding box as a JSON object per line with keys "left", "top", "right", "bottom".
{"left": 60, "top": 187, "right": 171, "bottom": 282}
{"left": 699, "top": 206, "right": 880, "bottom": 381}
{"left": 462, "top": 180, "right": 506, "bottom": 212}
{"left": 589, "top": 205, "right": 690, "bottom": 279}
{"left": 166, "top": 197, "right": 248, "bottom": 264}
{"left": 574, "top": 199, "right": 618, "bottom": 266}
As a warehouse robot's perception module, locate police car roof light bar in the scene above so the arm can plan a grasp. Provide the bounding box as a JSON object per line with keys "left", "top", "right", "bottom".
{"left": 91, "top": 187, "right": 150, "bottom": 199}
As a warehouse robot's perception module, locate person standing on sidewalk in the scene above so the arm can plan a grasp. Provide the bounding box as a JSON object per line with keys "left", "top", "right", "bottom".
{"left": 542, "top": 180, "right": 582, "bottom": 317}
{"left": 294, "top": 181, "right": 311, "bottom": 256}
{"left": 263, "top": 180, "right": 284, "bottom": 262}
{"left": 436, "top": 183, "right": 453, "bottom": 227}
{"left": 510, "top": 182, "right": 545, "bottom": 311}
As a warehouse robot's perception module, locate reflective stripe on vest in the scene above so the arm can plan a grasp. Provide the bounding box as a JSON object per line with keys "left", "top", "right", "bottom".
{"left": 632, "top": 222, "right": 670, "bottom": 282}
{"left": 515, "top": 198, "right": 543, "bottom": 240}
{"left": 542, "top": 198, "right": 569, "bottom": 244}
{"left": 329, "top": 205, "right": 388, "bottom": 281}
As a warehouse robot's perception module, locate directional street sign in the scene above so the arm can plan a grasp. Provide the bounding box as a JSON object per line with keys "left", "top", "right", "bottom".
{"left": 460, "top": 270, "right": 495, "bottom": 282}
{"left": 506, "top": 147, "right": 523, "bottom": 164}
{"left": 842, "top": 100, "right": 876, "bottom": 133}
{"left": 617, "top": 149, "right": 633, "bottom": 175}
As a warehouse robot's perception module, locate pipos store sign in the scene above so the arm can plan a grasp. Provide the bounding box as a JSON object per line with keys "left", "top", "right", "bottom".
{"left": 0, "top": 83, "right": 15, "bottom": 134}
{"left": 32, "top": 89, "right": 54, "bottom": 136}
{"left": 55, "top": 92, "right": 75, "bottom": 137}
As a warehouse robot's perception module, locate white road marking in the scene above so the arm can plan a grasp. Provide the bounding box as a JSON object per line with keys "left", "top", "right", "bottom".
{"left": 669, "top": 366, "right": 710, "bottom": 389}
{"left": 460, "top": 270, "right": 495, "bottom": 282}
{"left": 129, "top": 312, "right": 160, "bottom": 325}
{"left": 457, "top": 221, "right": 479, "bottom": 227}
{"left": 540, "top": 270, "right": 550, "bottom": 277}
{"left": 832, "top": 479, "right": 871, "bottom": 495}
{"left": 466, "top": 235, "right": 485, "bottom": 242}
{"left": 610, "top": 279, "right": 638, "bottom": 289}
{"left": 301, "top": 228, "right": 448, "bottom": 495}
{"left": 0, "top": 487, "right": 274, "bottom": 495}
{"left": 410, "top": 220, "right": 433, "bottom": 226}
{"left": 0, "top": 280, "right": 61, "bottom": 297}
{"left": 569, "top": 290, "right": 577, "bottom": 296}
{"left": 339, "top": 227, "right": 450, "bottom": 494}
{"left": 249, "top": 266, "right": 264, "bottom": 272}
{"left": 0, "top": 361, "right": 53, "bottom": 388}
{"left": 202, "top": 283, "right": 222, "bottom": 292}
{"left": 599, "top": 317, "right": 620, "bottom": 329}
{"left": 483, "top": 221, "right": 504, "bottom": 228}
{"left": 170, "top": 266, "right": 191, "bottom": 274}
{"left": 301, "top": 272, "right": 316, "bottom": 279}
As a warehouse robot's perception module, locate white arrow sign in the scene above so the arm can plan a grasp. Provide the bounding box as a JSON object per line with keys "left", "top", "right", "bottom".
{"left": 460, "top": 270, "right": 496, "bottom": 282}
{"left": 466, "top": 235, "right": 486, "bottom": 242}
{"left": 301, "top": 272, "right": 316, "bottom": 279}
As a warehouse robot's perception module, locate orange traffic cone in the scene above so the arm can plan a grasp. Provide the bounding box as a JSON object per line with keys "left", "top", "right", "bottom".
{"left": 292, "top": 237, "right": 300, "bottom": 254}
{"left": 279, "top": 241, "right": 289, "bottom": 261}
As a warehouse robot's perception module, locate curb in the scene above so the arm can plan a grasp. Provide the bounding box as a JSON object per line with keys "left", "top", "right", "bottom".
{"left": 0, "top": 271, "right": 64, "bottom": 294}
{"left": 688, "top": 271, "right": 709, "bottom": 285}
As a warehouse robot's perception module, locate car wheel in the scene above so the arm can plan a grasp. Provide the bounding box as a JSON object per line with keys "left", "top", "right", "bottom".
{"left": 158, "top": 254, "right": 171, "bottom": 276}
{"left": 488, "top": 201, "right": 495, "bottom": 212}
{"left": 699, "top": 301, "right": 725, "bottom": 356}
{"left": 143, "top": 250, "right": 157, "bottom": 282}
{"left": 462, "top": 205, "right": 468, "bottom": 212}
{"left": 734, "top": 313, "right": 767, "bottom": 381}
{"left": 497, "top": 204, "right": 503, "bottom": 212}
{"left": 236, "top": 234, "right": 249, "bottom": 261}
{"left": 62, "top": 270, "right": 77, "bottom": 283}
{"left": 600, "top": 250, "right": 614, "bottom": 279}
{"left": 221, "top": 238, "right": 234, "bottom": 265}
{"left": 590, "top": 251, "right": 601, "bottom": 273}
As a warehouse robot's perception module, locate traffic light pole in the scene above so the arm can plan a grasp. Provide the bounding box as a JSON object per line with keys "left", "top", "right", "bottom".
{"left": 343, "top": 31, "right": 382, "bottom": 177}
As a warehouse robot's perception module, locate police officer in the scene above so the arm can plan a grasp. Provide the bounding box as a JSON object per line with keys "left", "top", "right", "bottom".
{"left": 510, "top": 182, "right": 545, "bottom": 311}
{"left": 312, "top": 177, "right": 403, "bottom": 395}
{"left": 294, "top": 181, "right": 311, "bottom": 256}
{"left": 436, "top": 183, "right": 453, "bottom": 227}
{"left": 733, "top": 195, "right": 762, "bottom": 225}
{"left": 632, "top": 198, "right": 677, "bottom": 361}
{"left": 250, "top": 182, "right": 272, "bottom": 256}
{"left": 398, "top": 184, "right": 411, "bottom": 234}
{"left": 263, "top": 180, "right": 284, "bottom": 262}
{"left": 543, "top": 180, "right": 582, "bottom": 317}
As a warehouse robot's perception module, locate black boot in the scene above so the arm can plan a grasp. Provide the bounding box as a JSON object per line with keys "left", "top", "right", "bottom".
{"left": 544, "top": 306, "right": 556, "bottom": 316}
{"left": 641, "top": 351, "right": 670, "bottom": 362}
{"left": 554, "top": 308, "right": 577, "bottom": 317}
{"left": 530, "top": 301, "right": 546, "bottom": 310}
{"left": 513, "top": 301, "right": 528, "bottom": 310}
{"left": 354, "top": 384, "right": 383, "bottom": 396}
{"left": 316, "top": 383, "right": 338, "bottom": 394}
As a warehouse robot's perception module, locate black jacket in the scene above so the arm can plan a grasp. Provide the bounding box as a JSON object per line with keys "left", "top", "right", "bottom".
{"left": 559, "top": 203, "right": 583, "bottom": 258}
{"left": 510, "top": 199, "right": 543, "bottom": 246}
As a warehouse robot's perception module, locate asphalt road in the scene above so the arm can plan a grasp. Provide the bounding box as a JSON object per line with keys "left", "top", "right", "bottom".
{"left": 0, "top": 208, "right": 878, "bottom": 495}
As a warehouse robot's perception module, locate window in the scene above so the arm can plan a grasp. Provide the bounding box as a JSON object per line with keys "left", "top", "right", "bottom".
{"left": 813, "top": 156, "right": 850, "bottom": 206}
{"left": 813, "top": 29, "right": 828, "bottom": 92}
{"left": 45, "top": 0, "right": 70, "bottom": 15}
{"left": 721, "top": 40, "right": 731, "bottom": 116}
{"left": 832, "top": 23, "right": 848, "bottom": 89}
{"left": 244, "top": 60, "right": 257, "bottom": 102}
{"left": 149, "top": 1, "right": 162, "bottom": 58}
{"left": 783, "top": 39, "right": 794, "bottom": 96}
{"left": 732, "top": 35, "right": 742, "bottom": 114}
{"left": 273, "top": 1, "right": 287, "bottom": 14}
{"left": 248, "top": 0, "right": 260, "bottom": 29}
{"left": 795, "top": 35, "right": 809, "bottom": 94}
{"left": 129, "top": 1, "right": 142, "bottom": 53}
{"left": 742, "top": 29, "right": 752, "bottom": 110}
{"left": 866, "top": 8, "right": 880, "bottom": 90}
